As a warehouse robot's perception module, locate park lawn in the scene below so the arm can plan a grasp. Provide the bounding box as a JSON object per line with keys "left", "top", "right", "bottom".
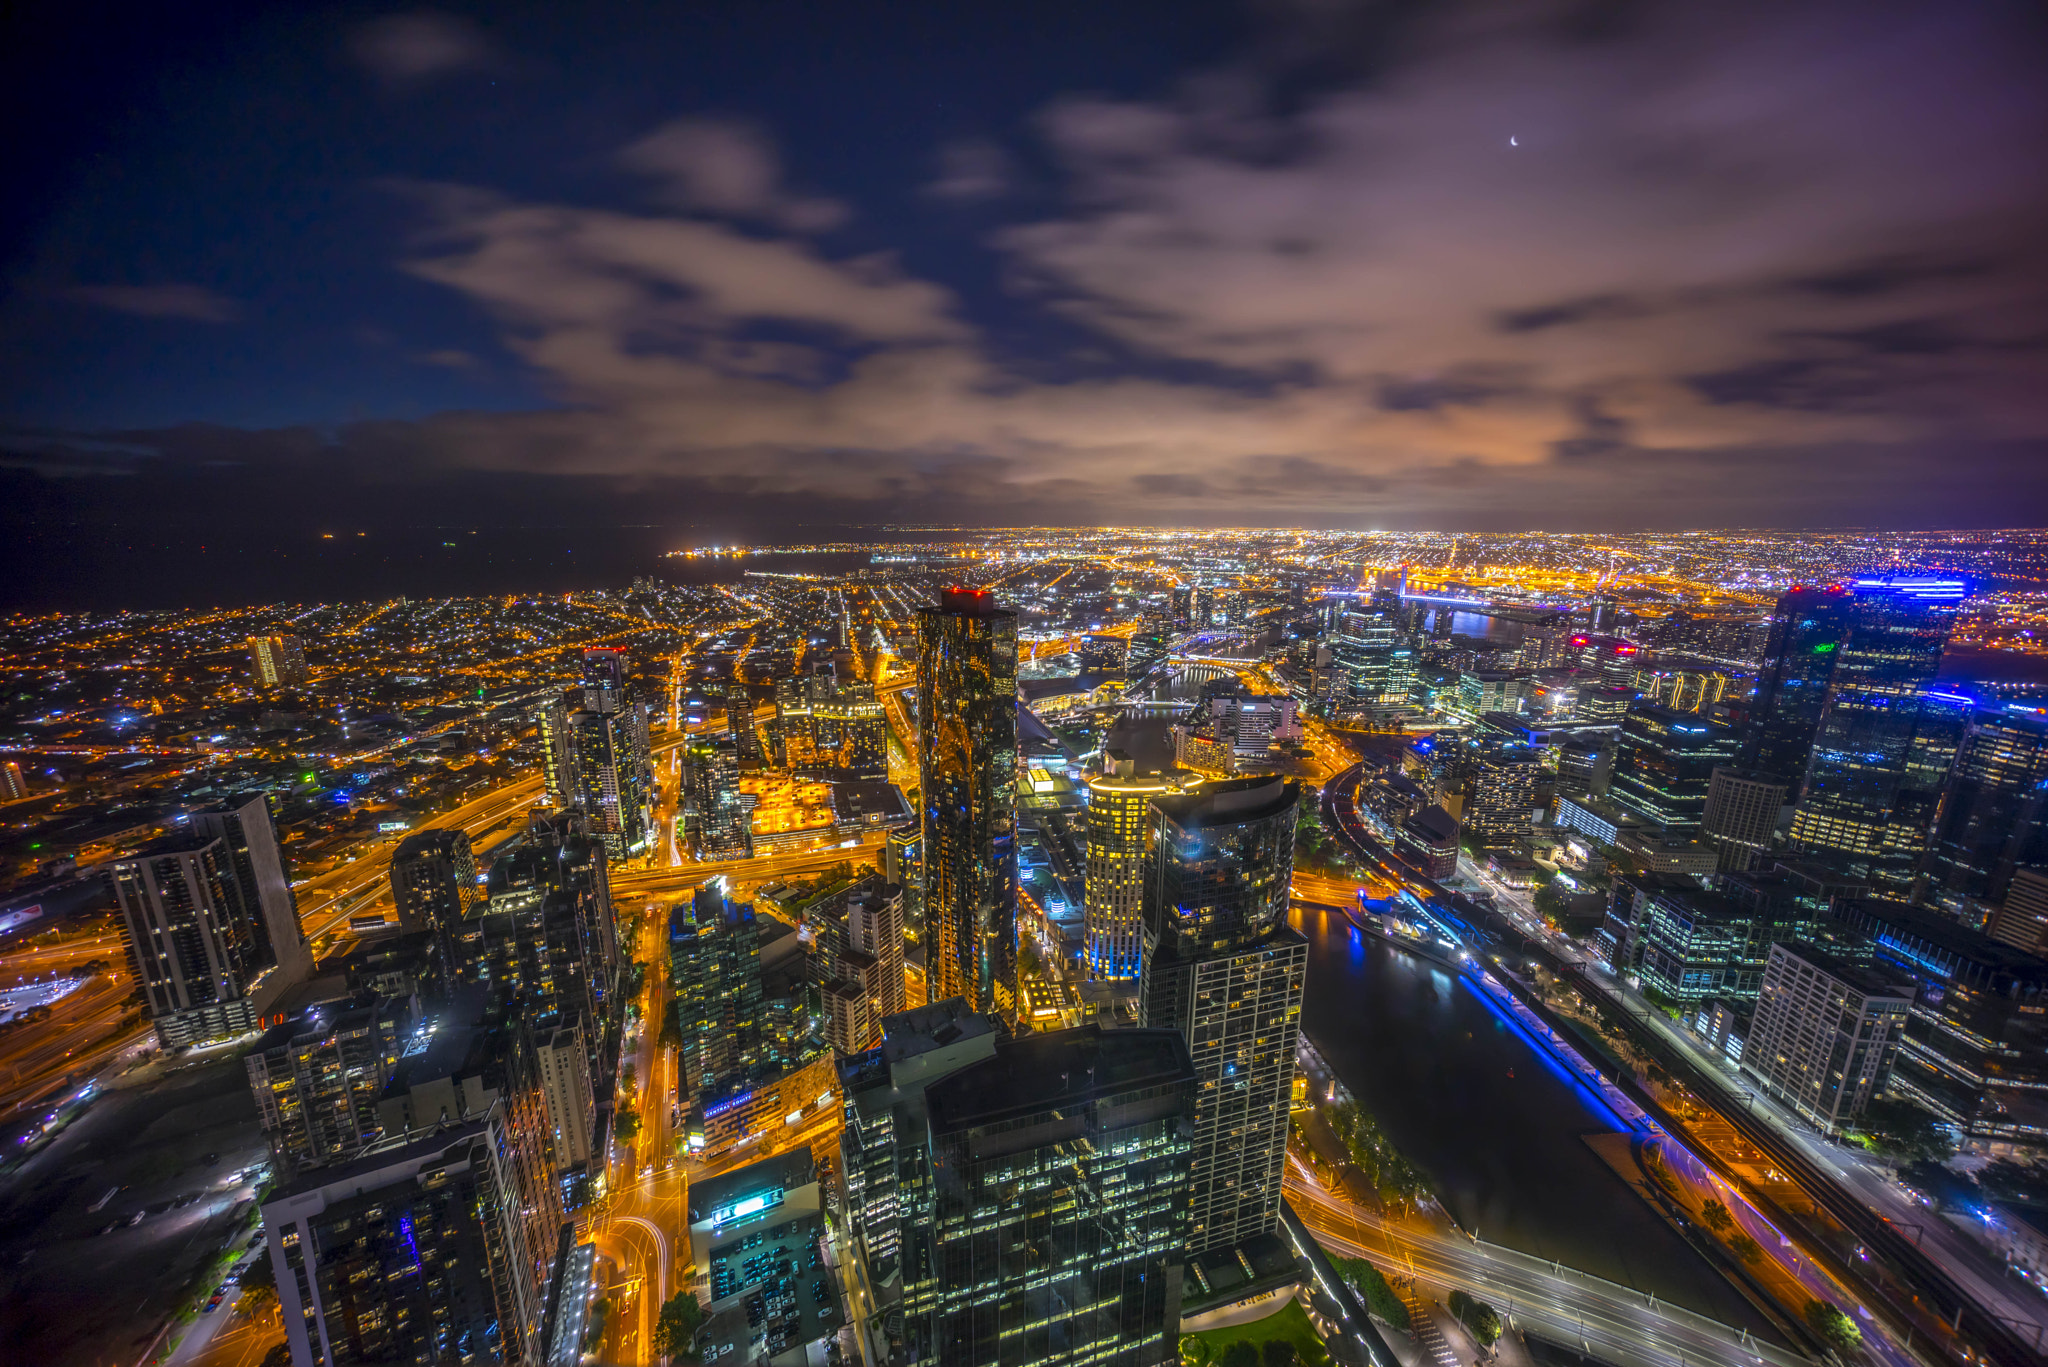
{"left": 1187, "top": 1298, "right": 1326, "bottom": 1361}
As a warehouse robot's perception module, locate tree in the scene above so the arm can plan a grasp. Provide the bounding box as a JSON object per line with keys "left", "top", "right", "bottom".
{"left": 1468, "top": 1302, "right": 1503, "bottom": 1348}
{"left": 615, "top": 1107, "right": 641, "bottom": 1140}
{"left": 1856, "top": 1098, "right": 1955, "bottom": 1166}
{"left": 1337, "top": 1256, "right": 1411, "bottom": 1330}
{"left": 1803, "top": 1299, "right": 1862, "bottom": 1352}
{"left": 1261, "top": 1341, "right": 1299, "bottom": 1367}
{"left": 1180, "top": 1336, "right": 1213, "bottom": 1366}
{"left": 1220, "top": 1341, "right": 1260, "bottom": 1367}
{"left": 1729, "top": 1234, "right": 1763, "bottom": 1265}
{"left": 1699, "top": 1199, "right": 1733, "bottom": 1233}
{"left": 653, "top": 1291, "right": 704, "bottom": 1361}
{"left": 260, "top": 1346, "right": 292, "bottom": 1367}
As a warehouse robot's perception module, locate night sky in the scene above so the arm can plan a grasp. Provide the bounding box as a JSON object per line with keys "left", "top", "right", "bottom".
{"left": 4, "top": 0, "right": 2047, "bottom": 605}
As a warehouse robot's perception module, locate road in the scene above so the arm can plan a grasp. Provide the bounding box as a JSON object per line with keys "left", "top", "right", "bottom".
{"left": 1287, "top": 1164, "right": 1801, "bottom": 1367}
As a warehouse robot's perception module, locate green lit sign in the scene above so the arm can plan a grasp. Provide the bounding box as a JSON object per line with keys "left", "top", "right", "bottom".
{"left": 1813, "top": 643, "right": 1835, "bottom": 653}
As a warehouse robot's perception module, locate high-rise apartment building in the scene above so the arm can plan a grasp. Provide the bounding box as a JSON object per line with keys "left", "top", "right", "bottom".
{"left": 1463, "top": 742, "right": 1539, "bottom": 844}
{"left": 683, "top": 732, "right": 754, "bottom": 858}
{"left": 1608, "top": 704, "right": 1741, "bottom": 833}
{"left": 670, "top": 884, "right": 769, "bottom": 1096}
{"left": 1742, "top": 942, "right": 1913, "bottom": 1134}
{"left": 724, "top": 681, "right": 765, "bottom": 767}
{"left": 246, "top": 994, "right": 405, "bottom": 1176}
{"left": 247, "top": 633, "right": 309, "bottom": 690}
{"left": 535, "top": 1022, "right": 597, "bottom": 1170}
{"left": 803, "top": 875, "right": 908, "bottom": 1054}
{"left": 109, "top": 799, "right": 312, "bottom": 1046}
{"left": 262, "top": 1104, "right": 556, "bottom": 1367}
{"left": 1140, "top": 774, "right": 1304, "bottom": 1258}
{"left": 539, "top": 654, "right": 655, "bottom": 860}
{"left": 191, "top": 792, "right": 313, "bottom": 986}
{"left": 389, "top": 827, "right": 482, "bottom": 940}
{"left": 0, "top": 760, "right": 27, "bottom": 801}
{"left": 1084, "top": 754, "right": 1189, "bottom": 982}
{"left": 916, "top": 586, "right": 1019, "bottom": 1026}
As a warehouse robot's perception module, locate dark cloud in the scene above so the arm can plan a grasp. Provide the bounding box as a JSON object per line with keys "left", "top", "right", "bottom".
{"left": 350, "top": 12, "right": 499, "bottom": 83}
{"left": 64, "top": 284, "right": 240, "bottom": 323}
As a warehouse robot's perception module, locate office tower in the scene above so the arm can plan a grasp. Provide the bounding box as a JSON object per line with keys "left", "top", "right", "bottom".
{"left": 1742, "top": 585, "right": 1855, "bottom": 797}
{"left": 670, "top": 884, "right": 768, "bottom": 1095}
{"left": 1328, "top": 607, "right": 1411, "bottom": 714}
{"left": 1789, "top": 692, "right": 1970, "bottom": 891}
{"left": 724, "top": 681, "right": 764, "bottom": 767}
{"left": 916, "top": 586, "right": 1020, "bottom": 1026}
{"left": 263, "top": 1102, "right": 555, "bottom": 1367}
{"left": 1832, "top": 573, "right": 1966, "bottom": 692}
{"left": 247, "top": 633, "right": 309, "bottom": 689}
{"left": 0, "top": 760, "right": 26, "bottom": 800}
{"left": 1919, "top": 710, "right": 2048, "bottom": 922}
{"left": 535, "top": 1023, "right": 596, "bottom": 1169}
{"left": 1700, "top": 768, "right": 1786, "bottom": 872}
{"left": 389, "top": 827, "right": 482, "bottom": 938}
{"left": 683, "top": 732, "right": 753, "bottom": 858}
{"left": 1140, "top": 774, "right": 1304, "bottom": 1257}
{"left": 1987, "top": 869, "right": 2048, "bottom": 955}
{"left": 1464, "top": 743, "right": 1539, "bottom": 844}
{"left": 1569, "top": 634, "right": 1643, "bottom": 690}
{"left": 912, "top": 1025, "right": 1195, "bottom": 1367}
{"left": 1741, "top": 942, "right": 1913, "bottom": 1134}
{"left": 1553, "top": 738, "right": 1613, "bottom": 812}
{"left": 1608, "top": 704, "right": 1741, "bottom": 833}
{"left": 1574, "top": 683, "right": 1634, "bottom": 724}
{"left": 1832, "top": 898, "right": 2048, "bottom": 1141}
{"left": 246, "top": 994, "right": 405, "bottom": 1176}
{"left": 191, "top": 792, "right": 313, "bottom": 988}
{"left": 1085, "top": 754, "right": 1185, "bottom": 982}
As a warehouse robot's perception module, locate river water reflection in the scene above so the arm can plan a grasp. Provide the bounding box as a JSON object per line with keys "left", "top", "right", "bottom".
{"left": 1293, "top": 905, "right": 1774, "bottom": 1334}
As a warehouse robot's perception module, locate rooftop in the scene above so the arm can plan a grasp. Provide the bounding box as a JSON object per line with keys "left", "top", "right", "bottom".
{"left": 925, "top": 1024, "right": 1194, "bottom": 1134}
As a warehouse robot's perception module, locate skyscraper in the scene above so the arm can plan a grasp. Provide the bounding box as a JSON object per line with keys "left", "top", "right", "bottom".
{"left": 683, "top": 732, "right": 753, "bottom": 858}
{"left": 247, "top": 633, "right": 309, "bottom": 690}
{"left": 1140, "top": 774, "right": 1305, "bottom": 1257}
{"left": 1789, "top": 692, "right": 1970, "bottom": 890}
{"left": 246, "top": 994, "right": 404, "bottom": 1175}
{"left": 669, "top": 884, "right": 768, "bottom": 1096}
{"left": 1700, "top": 767, "right": 1786, "bottom": 872}
{"left": 109, "top": 797, "right": 311, "bottom": 1046}
{"left": 539, "top": 653, "right": 655, "bottom": 860}
{"left": 1742, "top": 942, "right": 1912, "bottom": 1134}
{"left": 839, "top": 1002, "right": 1196, "bottom": 1367}
{"left": 1084, "top": 754, "right": 1187, "bottom": 982}
{"left": 1608, "top": 704, "right": 1742, "bottom": 833}
{"left": 389, "top": 827, "right": 482, "bottom": 939}
{"left": 1918, "top": 709, "right": 2048, "bottom": 922}
{"left": 190, "top": 792, "right": 313, "bottom": 987}
{"left": 0, "top": 760, "right": 27, "bottom": 800}
{"left": 916, "top": 586, "right": 1019, "bottom": 1026}
{"left": 262, "top": 1104, "right": 556, "bottom": 1367}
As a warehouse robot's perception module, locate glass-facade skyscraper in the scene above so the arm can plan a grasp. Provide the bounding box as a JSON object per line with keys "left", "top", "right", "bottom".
{"left": 916, "top": 586, "right": 1020, "bottom": 1027}
{"left": 1918, "top": 709, "right": 2048, "bottom": 919}
{"left": 1742, "top": 585, "right": 1854, "bottom": 799}
{"left": 1787, "top": 573, "right": 1968, "bottom": 890}
{"left": 1139, "top": 774, "right": 1304, "bottom": 1257}
{"left": 1609, "top": 704, "right": 1742, "bottom": 832}
{"left": 914, "top": 1023, "right": 1196, "bottom": 1367}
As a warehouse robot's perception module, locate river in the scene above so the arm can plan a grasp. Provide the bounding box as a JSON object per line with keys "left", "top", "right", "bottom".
{"left": 1292, "top": 903, "right": 1776, "bottom": 1336}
